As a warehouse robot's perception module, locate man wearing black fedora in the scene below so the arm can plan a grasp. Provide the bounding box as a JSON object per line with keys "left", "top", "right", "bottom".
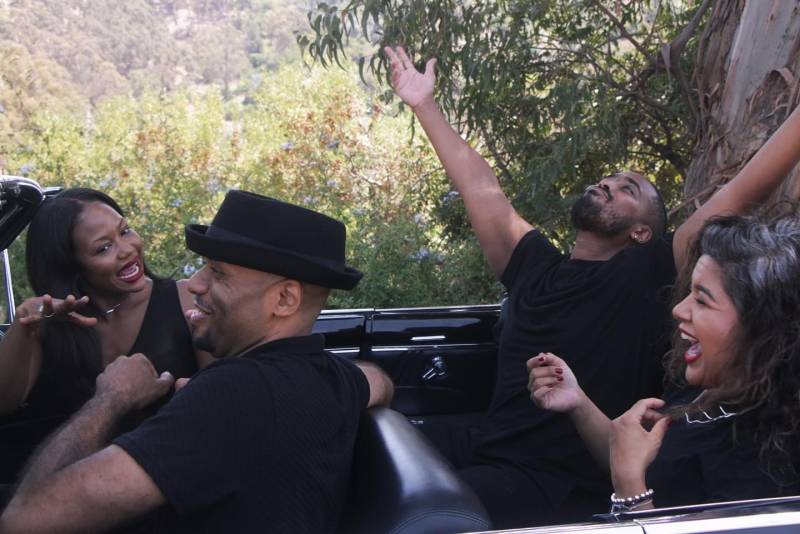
{"left": 0, "top": 190, "right": 393, "bottom": 533}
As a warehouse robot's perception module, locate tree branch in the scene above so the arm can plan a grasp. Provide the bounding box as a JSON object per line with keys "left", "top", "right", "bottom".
{"left": 589, "top": 0, "right": 650, "bottom": 59}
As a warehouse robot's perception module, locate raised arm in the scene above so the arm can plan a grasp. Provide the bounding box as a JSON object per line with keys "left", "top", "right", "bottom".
{"left": 527, "top": 352, "right": 613, "bottom": 471}
{"left": 385, "top": 46, "right": 533, "bottom": 278}
{"left": 0, "top": 295, "right": 96, "bottom": 414}
{"left": 674, "top": 104, "right": 800, "bottom": 270}
{"left": 0, "top": 354, "right": 172, "bottom": 533}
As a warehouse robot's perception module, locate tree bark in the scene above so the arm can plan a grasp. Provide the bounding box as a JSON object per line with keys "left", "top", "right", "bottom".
{"left": 682, "top": 0, "right": 800, "bottom": 215}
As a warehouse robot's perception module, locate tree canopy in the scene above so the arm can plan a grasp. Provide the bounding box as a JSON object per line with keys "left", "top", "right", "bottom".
{"left": 303, "top": 0, "right": 714, "bottom": 246}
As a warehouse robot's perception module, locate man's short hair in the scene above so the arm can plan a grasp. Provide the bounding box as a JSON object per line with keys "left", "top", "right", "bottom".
{"left": 616, "top": 171, "right": 667, "bottom": 240}
{"left": 644, "top": 182, "right": 668, "bottom": 239}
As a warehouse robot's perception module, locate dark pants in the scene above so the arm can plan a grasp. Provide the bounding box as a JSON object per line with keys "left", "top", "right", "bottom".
{"left": 416, "top": 415, "right": 606, "bottom": 529}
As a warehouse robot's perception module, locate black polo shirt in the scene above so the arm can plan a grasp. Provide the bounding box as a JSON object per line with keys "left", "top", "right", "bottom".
{"left": 114, "top": 334, "right": 370, "bottom": 533}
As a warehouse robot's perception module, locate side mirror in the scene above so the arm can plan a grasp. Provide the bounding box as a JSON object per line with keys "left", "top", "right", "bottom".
{"left": 0, "top": 177, "right": 45, "bottom": 251}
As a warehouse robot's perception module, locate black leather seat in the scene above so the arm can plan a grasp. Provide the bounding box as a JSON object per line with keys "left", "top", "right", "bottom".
{"left": 339, "top": 407, "right": 491, "bottom": 534}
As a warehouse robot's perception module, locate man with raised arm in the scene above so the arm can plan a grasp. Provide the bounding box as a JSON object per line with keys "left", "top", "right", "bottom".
{"left": 385, "top": 45, "right": 800, "bottom": 527}
{"left": 0, "top": 190, "right": 394, "bottom": 533}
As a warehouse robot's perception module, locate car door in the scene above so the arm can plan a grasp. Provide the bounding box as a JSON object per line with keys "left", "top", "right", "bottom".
{"left": 365, "top": 304, "right": 499, "bottom": 419}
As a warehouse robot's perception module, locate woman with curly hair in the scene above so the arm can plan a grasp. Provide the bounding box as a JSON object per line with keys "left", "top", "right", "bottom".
{"left": 528, "top": 208, "right": 800, "bottom": 511}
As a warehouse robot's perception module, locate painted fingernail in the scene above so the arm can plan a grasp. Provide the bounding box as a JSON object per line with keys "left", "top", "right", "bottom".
{"left": 539, "top": 356, "right": 545, "bottom": 362}
{"left": 557, "top": 376, "right": 564, "bottom": 382}
{"left": 555, "top": 367, "right": 563, "bottom": 374}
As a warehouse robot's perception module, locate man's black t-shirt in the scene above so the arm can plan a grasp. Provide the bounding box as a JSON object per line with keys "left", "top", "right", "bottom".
{"left": 475, "top": 229, "right": 676, "bottom": 506}
{"left": 114, "top": 334, "right": 369, "bottom": 533}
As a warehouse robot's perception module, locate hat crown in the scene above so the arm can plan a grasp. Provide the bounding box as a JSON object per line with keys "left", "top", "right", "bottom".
{"left": 209, "top": 191, "right": 346, "bottom": 266}
{"left": 185, "top": 190, "right": 362, "bottom": 290}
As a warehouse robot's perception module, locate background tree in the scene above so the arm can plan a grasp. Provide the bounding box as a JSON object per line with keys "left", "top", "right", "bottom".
{"left": 5, "top": 65, "right": 500, "bottom": 308}
{"left": 303, "top": 0, "right": 800, "bottom": 243}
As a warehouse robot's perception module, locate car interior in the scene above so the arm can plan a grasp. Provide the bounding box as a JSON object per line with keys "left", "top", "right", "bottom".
{"left": 2, "top": 176, "right": 800, "bottom": 534}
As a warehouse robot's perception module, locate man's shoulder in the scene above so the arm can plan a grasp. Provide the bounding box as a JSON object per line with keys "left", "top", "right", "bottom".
{"left": 502, "top": 229, "right": 564, "bottom": 288}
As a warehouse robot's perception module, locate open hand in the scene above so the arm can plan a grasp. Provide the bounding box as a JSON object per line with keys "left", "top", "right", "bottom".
{"left": 527, "top": 352, "right": 584, "bottom": 413}
{"left": 609, "top": 398, "right": 671, "bottom": 494}
{"left": 96, "top": 354, "right": 174, "bottom": 412}
{"left": 384, "top": 46, "right": 437, "bottom": 109}
{"left": 16, "top": 294, "right": 98, "bottom": 329}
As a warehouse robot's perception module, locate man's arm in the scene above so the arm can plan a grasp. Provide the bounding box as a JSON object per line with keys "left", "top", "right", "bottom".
{"left": 674, "top": 104, "right": 800, "bottom": 270}
{"left": 0, "top": 355, "right": 173, "bottom": 533}
{"left": 385, "top": 46, "right": 533, "bottom": 279}
{"left": 355, "top": 361, "right": 394, "bottom": 407}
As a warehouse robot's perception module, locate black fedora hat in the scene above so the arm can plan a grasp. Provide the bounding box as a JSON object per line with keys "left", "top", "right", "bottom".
{"left": 185, "top": 190, "right": 362, "bottom": 290}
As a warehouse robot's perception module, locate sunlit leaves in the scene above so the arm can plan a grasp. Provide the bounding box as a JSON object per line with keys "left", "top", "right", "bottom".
{"left": 304, "top": 0, "right": 704, "bottom": 245}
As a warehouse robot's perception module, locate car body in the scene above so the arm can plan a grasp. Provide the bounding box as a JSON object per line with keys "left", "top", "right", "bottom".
{"left": 1, "top": 176, "right": 799, "bottom": 533}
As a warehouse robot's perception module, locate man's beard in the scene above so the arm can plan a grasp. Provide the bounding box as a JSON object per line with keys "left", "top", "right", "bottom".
{"left": 191, "top": 333, "right": 215, "bottom": 354}
{"left": 570, "top": 194, "right": 633, "bottom": 237}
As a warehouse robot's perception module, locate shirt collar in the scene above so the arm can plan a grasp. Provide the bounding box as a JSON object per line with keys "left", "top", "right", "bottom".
{"left": 239, "top": 333, "right": 325, "bottom": 359}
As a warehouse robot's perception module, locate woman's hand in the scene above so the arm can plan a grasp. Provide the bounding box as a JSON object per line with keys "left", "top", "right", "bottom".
{"left": 609, "top": 398, "right": 671, "bottom": 497}
{"left": 384, "top": 46, "right": 437, "bottom": 110}
{"left": 16, "top": 294, "right": 98, "bottom": 329}
{"left": 527, "top": 352, "right": 585, "bottom": 413}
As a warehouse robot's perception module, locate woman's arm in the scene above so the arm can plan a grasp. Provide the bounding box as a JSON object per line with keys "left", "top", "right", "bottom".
{"left": 527, "top": 352, "right": 614, "bottom": 471}
{"left": 0, "top": 295, "right": 96, "bottom": 414}
{"left": 609, "top": 398, "right": 671, "bottom": 508}
{"left": 674, "top": 103, "right": 800, "bottom": 271}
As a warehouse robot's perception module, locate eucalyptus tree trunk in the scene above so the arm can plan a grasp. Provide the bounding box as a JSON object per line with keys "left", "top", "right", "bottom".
{"left": 682, "top": 0, "right": 800, "bottom": 212}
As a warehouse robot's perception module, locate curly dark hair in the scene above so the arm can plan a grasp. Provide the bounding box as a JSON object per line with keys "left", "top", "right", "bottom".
{"left": 666, "top": 204, "right": 800, "bottom": 482}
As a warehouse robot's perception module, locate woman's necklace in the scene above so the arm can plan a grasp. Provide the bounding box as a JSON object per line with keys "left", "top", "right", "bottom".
{"left": 102, "top": 301, "right": 124, "bottom": 316}
{"left": 684, "top": 390, "right": 739, "bottom": 424}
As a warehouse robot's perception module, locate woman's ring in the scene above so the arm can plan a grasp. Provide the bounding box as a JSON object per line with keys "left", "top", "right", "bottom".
{"left": 37, "top": 303, "right": 56, "bottom": 319}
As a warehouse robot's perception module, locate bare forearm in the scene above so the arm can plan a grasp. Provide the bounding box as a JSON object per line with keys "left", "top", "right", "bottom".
{"left": 412, "top": 99, "right": 532, "bottom": 276}
{"left": 355, "top": 361, "right": 394, "bottom": 407}
{"left": 675, "top": 104, "right": 800, "bottom": 269}
{"left": 413, "top": 99, "right": 503, "bottom": 199}
{"left": 727, "top": 103, "right": 800, "bottom": 204}
{"left": 16, "top": 393, "right": 126, "bottom": 493}
{"left": 570, "top": 392, "right": 613, "bottom": 472}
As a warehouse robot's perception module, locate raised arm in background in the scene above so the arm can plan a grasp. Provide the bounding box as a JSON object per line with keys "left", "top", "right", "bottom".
{"left": 385, "top": 46, "right": 533, "bottom": 279}
{"left": 673, "top": 103, "right": 800, "bottom": 270}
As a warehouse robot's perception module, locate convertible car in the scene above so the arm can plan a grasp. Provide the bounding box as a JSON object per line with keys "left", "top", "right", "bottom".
{"left": 1, "top": 176, "right": 799, "bottom": 533}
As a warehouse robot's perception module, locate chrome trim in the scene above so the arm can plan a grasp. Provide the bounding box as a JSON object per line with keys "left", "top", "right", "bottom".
{"left": 3, "top": 249, "right": 14, "bottom": 322}
{"left": 319, "top": 308, "right": 373, "bottom": 315}
{"left": 469, "top": 521, "right": 644, "bottom": 533}
{"left": 328, "top": 348, "right": 360, "bottom": 355}
{"left": 372, "top": 342, "right": 495, "bottom": 352}
{"left": 411, "top": 335, "right": 446, "bottom": 342}
{"left": 640, "top": 511, "right": 800, "bottom": 532}
{"left": 374, "top": 303, "right": 501, "bottom": 314}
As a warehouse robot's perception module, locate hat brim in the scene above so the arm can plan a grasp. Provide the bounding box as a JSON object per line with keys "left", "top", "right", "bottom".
{"left": 185, "top": 224, "right": 363, "bottom": 290}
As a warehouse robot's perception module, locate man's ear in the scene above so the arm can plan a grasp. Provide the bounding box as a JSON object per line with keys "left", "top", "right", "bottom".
{"left": 630, "top": 224, "right": 653, "bottom": 245}
{"left": 273, "top": 280, "right": 303, "bottom": 317}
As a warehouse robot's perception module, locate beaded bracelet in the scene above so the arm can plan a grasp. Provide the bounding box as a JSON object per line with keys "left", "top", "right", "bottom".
{"left": 609, "top": 488, "right": 654, "bottom": 513}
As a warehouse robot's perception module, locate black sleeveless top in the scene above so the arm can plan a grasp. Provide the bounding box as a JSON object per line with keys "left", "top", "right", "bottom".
{"left": 0, "top": 279, "right": 197, "bottom": 482}
{"left": 128, "top": 279, "right": 197, "bottom": 378}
